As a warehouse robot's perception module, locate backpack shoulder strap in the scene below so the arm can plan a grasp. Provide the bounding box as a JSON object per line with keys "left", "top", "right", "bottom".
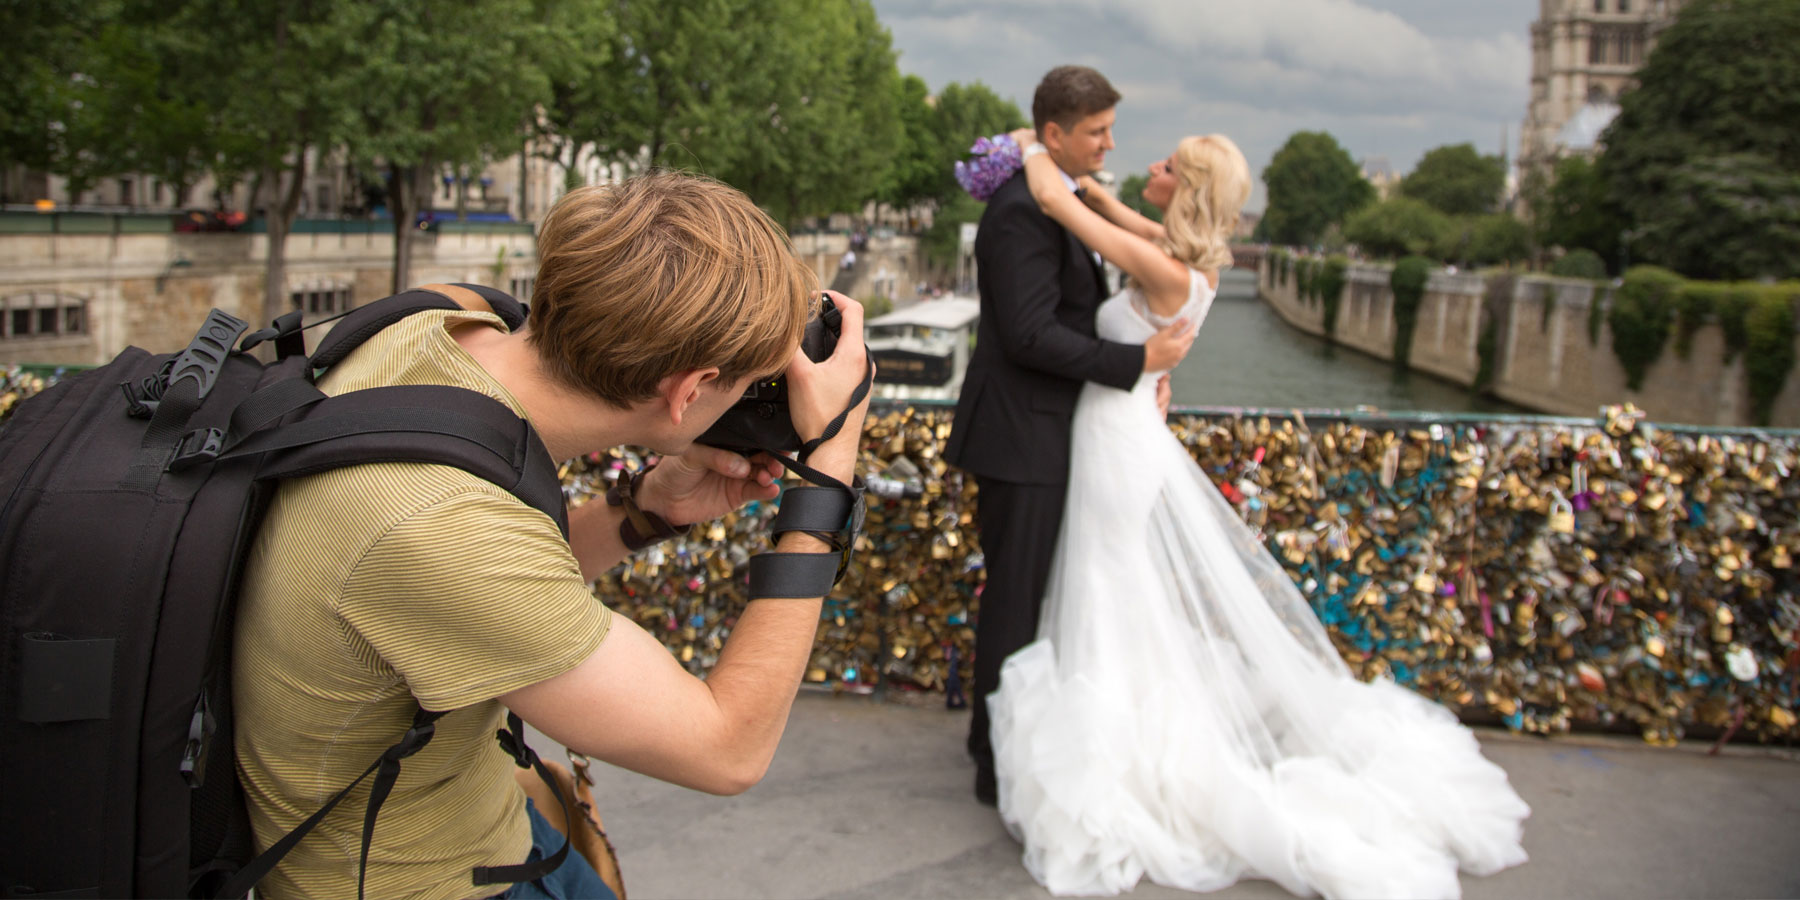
{"left": 220, "top": 384, "right": 568, "bottom": 537}
{"left": 309, "top": 285, "right": 525, "bottom": 372}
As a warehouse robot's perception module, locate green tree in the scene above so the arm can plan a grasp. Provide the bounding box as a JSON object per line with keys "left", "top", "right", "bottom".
{"left": 338, "top": 0, "right": 552, "bottom": 292}
{"left": 1464, "top": 214, "right": 1532, "bottom": 267}
{"left": 1342, "top": 196, "right": 1448, "bottom": 260}
{"left": 929, "top": 81, "right": 1028, "bottom": 202}
{"left": 876, "top": 74, "right": 942, "bottom": 211}
{"left": 527, "top": 0, "right": 618, "bottom": 190}
{"left": 1399, "top": 143, "right": 1504, "bottom": 216}
{"left": 577, "top": 0, "right": 908, "bottom": 224}
{"left": 1536, "top": 155, "right": 1627, "bottom": 272}
{"left": 1597, "top": 0, "right": 1800, "bottom": 280}
{"left": 0, "top": 0, "right": 106, "bottom": 198}
{"left": 699, "top": 0, "right": 902, "bottom": 222}
{"left": 1116, "top": 173, "right": 1164, "bottom": 223}
{"left": 1261, "top": 131, "right": 1374, "bottom": 247}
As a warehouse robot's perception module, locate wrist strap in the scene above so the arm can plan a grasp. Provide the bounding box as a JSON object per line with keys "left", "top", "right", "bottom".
{"left": 747, "top": 552, "right": 842, "bottom": 600}
{"left": 749, "top": 479, "right": 866, "bottom": 600}
{"left": 606, "top": 465, "right": 690, "bottom": 551}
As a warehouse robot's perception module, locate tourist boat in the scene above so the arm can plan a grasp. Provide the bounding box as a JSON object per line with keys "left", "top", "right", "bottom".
{"left": 864, "top": 296, "right": 980, "bottom": 402}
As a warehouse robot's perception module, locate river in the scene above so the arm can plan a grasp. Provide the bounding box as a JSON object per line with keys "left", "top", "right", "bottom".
{"left": 1168, "top": 269, "right": 1526, "bottom": 414}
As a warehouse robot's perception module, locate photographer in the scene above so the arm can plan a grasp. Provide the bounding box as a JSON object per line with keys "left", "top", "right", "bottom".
{"left": 233, "top": 172, "right": 871, "bottom": 899}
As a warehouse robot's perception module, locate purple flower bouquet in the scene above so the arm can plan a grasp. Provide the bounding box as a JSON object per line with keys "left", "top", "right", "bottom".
{"left": 953, "top": 134, "right": 1023, "bottom": 202}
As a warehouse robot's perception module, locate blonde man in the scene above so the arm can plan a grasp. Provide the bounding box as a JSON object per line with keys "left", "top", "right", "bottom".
{"left": 234, "top": 171, "right": 870, "bottom": 899}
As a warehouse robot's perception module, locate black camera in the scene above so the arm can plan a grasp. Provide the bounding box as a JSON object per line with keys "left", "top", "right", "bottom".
{"left": 697, "top": 295, "right": 841, "bottom": 455}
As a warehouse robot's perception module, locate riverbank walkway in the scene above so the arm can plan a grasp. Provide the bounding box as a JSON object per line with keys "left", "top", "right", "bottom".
{"left": 529, "top": 691, "right": 1800, "bottom": 899}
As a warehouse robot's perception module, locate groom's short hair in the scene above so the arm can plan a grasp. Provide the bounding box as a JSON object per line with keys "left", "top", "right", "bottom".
{"left": 1032, "top": 65, "right": 1120, "bottom": 133}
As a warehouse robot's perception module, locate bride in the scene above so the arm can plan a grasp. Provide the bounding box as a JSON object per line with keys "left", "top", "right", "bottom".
{"left": 985, "top": 128, "right": 1531, "bottom": 899}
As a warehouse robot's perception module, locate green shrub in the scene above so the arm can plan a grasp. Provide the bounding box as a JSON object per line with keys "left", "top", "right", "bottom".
{"left": 1550, "top": 249, "right": 1607, "bottom": 280}
{"left": 1541, "top": 284, "right": 1559, "bottom": 333}
{"left": 1745, "top": 286, "right": 1799, "bottom": 426}
{"left": 1476, "top": 273, "right": 1515, "bottom": 391}
{"left": 1296, "top": 257, "right": 1315, "bottom": 304}
{"left": 1715, "top": 287, "right": 1756, "bottom": 363}
{"left": 1673, "top": 282, "right": 1730, "bottom": 359}
{"left": 1465, "top": 214, "right": 1531, "bottom": 267}
{"left": 1317, "top": 255, "right": 1349, "bottom": 339}
{"left": 1390, "top": 256, "right": 1434, "bottom": 368}
{"left": 1608, "top": 266, "right": 1685, "bottom": 390}
{"left": 1343, "top": 197, "right": 1447, "bottom": 260}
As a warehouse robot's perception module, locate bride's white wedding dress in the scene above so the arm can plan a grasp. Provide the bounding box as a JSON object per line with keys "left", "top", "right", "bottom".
{"left": 987, "top": 270, "right": 1530, "bottom": 899}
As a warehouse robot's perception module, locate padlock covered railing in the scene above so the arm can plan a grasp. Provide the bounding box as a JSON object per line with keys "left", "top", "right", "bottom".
{"left": 6, "top": 366, "right": 1796, "bottom": 745}
{"left": 568, "top": 399, "right": 1800, "bottom": 747}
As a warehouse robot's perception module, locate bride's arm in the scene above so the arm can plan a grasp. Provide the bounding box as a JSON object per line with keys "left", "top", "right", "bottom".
{"left": 1075, "top": 175, "right": 1167, "bottom": 244}
{"left": 1014, "top": 131, "right": 1190, "bottom": 317}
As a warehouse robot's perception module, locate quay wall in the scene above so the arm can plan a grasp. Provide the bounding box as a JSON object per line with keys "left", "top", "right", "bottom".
{"left": 1257, "top": 258, "right": 1800, "bottom": 429}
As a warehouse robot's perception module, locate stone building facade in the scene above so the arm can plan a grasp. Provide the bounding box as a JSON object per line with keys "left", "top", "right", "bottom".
{"left": 1518, "top": 0, "right": 1684, "bottom": 177}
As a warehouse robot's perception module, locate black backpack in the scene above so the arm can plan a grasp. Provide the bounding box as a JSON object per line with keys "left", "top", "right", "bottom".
{"left": 1, "top": 285, "right": 578, "bottom": 898}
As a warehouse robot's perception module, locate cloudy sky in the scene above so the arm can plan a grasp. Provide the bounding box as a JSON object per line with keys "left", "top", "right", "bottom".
{"left": 870, "top": 0, "right": 1539, "bottom": 212}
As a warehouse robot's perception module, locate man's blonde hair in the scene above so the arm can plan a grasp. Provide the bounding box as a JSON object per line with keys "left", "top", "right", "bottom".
{"left": 528, "top": 171, "right": 817, "bottom": 407}
{"left": 1158, "top": 135, "right": 1252, "bottom": 273}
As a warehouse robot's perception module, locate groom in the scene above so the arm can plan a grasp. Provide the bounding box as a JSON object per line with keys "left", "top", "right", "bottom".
{"left": 945, "top": 65, "right": 1195, "bottom": 805}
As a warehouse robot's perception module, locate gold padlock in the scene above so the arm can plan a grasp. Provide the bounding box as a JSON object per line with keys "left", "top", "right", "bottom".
{"left": 1546, "top": 489, "right": 1576, "bottom": 535}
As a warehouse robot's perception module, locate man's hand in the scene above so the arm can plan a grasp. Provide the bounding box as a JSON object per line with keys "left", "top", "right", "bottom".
{"left": 1143, "top": 317, "right": 1196, "bottom": 372}
{"left": 784, "top": 292, "right": 872, "bottom": 486}
{"left": 636, "top": 446, "right": 783, "bottom": 527}
{"left": 1155, "top": 374, "right": 1173, "bottom": 420}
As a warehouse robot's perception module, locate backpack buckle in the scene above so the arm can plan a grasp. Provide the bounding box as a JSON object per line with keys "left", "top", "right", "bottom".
{"left": 168, "top": 427, "right": 225, "bottom": 471}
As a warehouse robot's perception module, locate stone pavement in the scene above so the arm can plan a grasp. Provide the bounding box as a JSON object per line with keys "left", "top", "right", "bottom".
{"left": 527, "top": 692, "right": 1800, "bottom": 900}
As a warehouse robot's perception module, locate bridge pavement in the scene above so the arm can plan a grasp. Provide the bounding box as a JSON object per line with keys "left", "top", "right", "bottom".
{"left": 526, "top": 692, "right": 1800, "bottom": 900}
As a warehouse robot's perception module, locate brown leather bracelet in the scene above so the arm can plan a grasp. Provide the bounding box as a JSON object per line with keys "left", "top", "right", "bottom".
{"left": 604, "top": 465, "right": 691, "bottom": 552}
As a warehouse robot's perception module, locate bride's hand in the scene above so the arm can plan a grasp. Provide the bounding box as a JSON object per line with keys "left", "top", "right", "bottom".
{"left": 1009, "top": 127, "right": 1038, "bottom": 150}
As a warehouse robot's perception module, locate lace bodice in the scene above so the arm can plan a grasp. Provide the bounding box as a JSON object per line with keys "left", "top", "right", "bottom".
{"left": 1095, "top": 267, "right": 1218, "bottom": 380}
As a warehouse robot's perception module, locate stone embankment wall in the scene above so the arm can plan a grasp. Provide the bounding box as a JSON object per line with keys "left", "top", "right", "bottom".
{"left": 0, "top": 227, "right": 538, "bottom": 365}
{"left": 1258, "top": 259, "right": 1800, "bottom": 429}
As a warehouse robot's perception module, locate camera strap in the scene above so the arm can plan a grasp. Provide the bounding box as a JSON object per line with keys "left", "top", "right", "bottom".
{"left": 745, "top": 355, "right": 872, "bottom": 600}
{"left": 770, "top": 354, "right": 873, "bottom": 497}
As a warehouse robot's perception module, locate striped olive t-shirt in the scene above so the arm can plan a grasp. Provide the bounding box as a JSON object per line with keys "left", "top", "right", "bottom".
{"left": 233, "top": 309, "right": 610, "bottom": 900}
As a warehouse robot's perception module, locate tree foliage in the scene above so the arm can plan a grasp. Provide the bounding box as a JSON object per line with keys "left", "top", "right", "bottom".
{"left": 1463, "top": 214, "right": 1532, "bottom": 267}
{"left": 1343, "top": 196, "right": 1447, "bottom": 260}
{"left": 1596, "top": 0, "right": 1800, "bottom": 280}
{"left": 1116, "top": 173, "right": 1164, "bottom": 223}
{"left": 1536, "top": 155, "right": 1626, "bottom": 272}
{"left": 336, "top": 0, "right": 554, "bottom": 291}
{"left": 1261, "top": 131, "right": 1374, "bottom": 247}
{"left": 1399, "top": 143, "right": 1504, "bottom": 216}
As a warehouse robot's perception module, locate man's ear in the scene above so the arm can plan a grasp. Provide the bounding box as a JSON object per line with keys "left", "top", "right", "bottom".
{"left": 661, "top": 367, "right": 723, "bottom": 427}
{"left": 1041, "top": 120, "right": 1065, "bottom": 153}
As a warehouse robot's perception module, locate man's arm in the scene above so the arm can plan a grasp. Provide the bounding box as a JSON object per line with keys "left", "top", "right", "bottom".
{"left": 502, "top": 300, "right": 873, "bottom": 795}
{"left": 981, "top": 198, "right": 1145, "bottom": 391}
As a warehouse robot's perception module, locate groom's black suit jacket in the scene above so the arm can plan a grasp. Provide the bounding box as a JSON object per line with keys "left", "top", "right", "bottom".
{"left": 944, "top": 171, "right": 1145, "bottom": 485}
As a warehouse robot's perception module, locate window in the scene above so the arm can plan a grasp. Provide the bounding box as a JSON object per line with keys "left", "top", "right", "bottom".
{"left": 1619, "top": 0, "right": 1630, "bottom": 11}
{"left": 1589, "top": 33, "right": 1606, "bottom": 64}
{"left": 289, "top": 285, "right": 352, "bottom": 318}
{"left": 1594, "top": 0, "right": 1604, "bottom": 11}
{"left": 510, "top": 276, "right": 535, "bottom": 303}
{"left": 1, "top": 293, "right": 90, "bottom": 341}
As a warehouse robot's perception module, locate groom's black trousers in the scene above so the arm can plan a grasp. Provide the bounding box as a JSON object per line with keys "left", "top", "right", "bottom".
{"left": 968, "top": 475, "right": 1068, "bottom": 769}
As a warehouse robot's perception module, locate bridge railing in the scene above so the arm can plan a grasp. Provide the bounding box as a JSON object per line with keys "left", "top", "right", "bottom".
{"left": 5, "top": 365, "right": 1795, "bottom": 746}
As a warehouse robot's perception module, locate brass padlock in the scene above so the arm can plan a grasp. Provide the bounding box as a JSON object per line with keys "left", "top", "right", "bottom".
{"left": 1546, "top": 489, "right": 1576, "bottom": 535}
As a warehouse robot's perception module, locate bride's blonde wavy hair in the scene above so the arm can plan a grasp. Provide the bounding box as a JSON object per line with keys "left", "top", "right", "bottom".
{"left": 1156, "top": 135, "right": 1252, "bottom": 273}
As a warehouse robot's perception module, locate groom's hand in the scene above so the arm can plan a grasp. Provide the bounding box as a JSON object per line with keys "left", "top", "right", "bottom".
{"left": 1143, "top": 318, "right": 1197, "bottom": 372}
